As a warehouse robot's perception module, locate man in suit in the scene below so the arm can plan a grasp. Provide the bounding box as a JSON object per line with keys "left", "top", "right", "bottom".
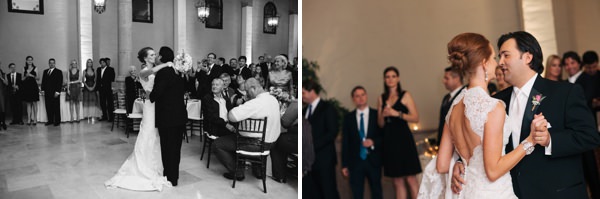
{"left": 201, "top": 78, "right": 234, "bottom": 137}
{"left": 149, "top": 46, "right": 187, "bottom": 186}
{"left": 452, "top": 31, "right": 600, "bottom": 199}
{"left": 341, "top": 86, "right": 383, "bottom": 199}
{"left": 197, "top": 53, "right": 223, "bottom": 99}
{"left": 124, "top": 66, "right": 142, "bottom": 114}
{"left": 562, "top": 51, "right": 600, "bottom": 198}
{"left": 7, "top": 63, "right": 23, "bottom": 125}
{"left": 41, "top": 59, "right": 63, "bottom": 126}
{"left": 96, "top": 58, "right": 115, "bottom": 122}
{"left": 438, "top": 66, "right": 464, "bottom": 143}
{"left": 259, "top": 55, "right": 272, "bottom": 80}
{"left": 302, "top": 79, "right": 340, "bottom": 199}
{"left": 237, "top": 56, "right": 252, "bottom": 80}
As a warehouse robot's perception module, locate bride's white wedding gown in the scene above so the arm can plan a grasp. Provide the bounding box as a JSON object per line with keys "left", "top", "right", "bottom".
{"left": 104, "top": 73, "right": 172, "bottom": 191}
{"left": 418, "top": 87, "right": 516, "bottom": 199}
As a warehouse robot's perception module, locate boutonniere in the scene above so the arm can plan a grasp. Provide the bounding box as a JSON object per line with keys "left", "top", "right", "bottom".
{"left": 531, "top": 94, "right": 546, "bottom": 111}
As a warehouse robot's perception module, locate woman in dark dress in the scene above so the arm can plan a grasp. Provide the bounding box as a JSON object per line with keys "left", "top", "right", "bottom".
{"left": 377, "top": 66, "right": 421, "bottom": 199}
{"left": 67, "top": 60, "right": 82, "bottom": 121}
{"left": 22, "top": 56, "right": 40, "bottom": 125}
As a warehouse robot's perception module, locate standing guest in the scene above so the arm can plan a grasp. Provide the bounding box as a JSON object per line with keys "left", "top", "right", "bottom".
{"left": 219, "top": 57, "right": 233, "bottom": 76}
{"left": 377, "top": 66, "right": 421, "bottom": 199}
{"left": 583, "top": 51, "right": 600, "bottom": 76}
{"left": 259, "top": 55, "right": 272, "bottom": 79}
{"left": 22, "top": 56, "right": 40, "bottom": 125}
{"left": 197, "top": 53, "right": 222, "bottom": 99}
{"left": 495, "top": 65, "right": 511, "bottom": 92}
{"left": 237, "top": 56, "right": 252, "bottom": 80}
{"left": 183, "top": 67, "right": 199, "bottom": 99}
{"left": 202, "top": 78, "right": 234, "bottom": 137}
{"left": 231, "top": 76, "right": 247, "bottom": 107}
{"left": 271, "top": 100, "right": 299, "bottom": 184}
{"left": 215, "top": 78, "right": 281, "bottom": 180}
{"left": 438, "top": 66, "right": 464, "bottom": 143}
{"left": 341, "top": 86, "right": 383, "bottom": 199}
{"left": 302, "top": 79, "right": 339, "bottom": 199}
{"left": 67, "top": 60, "right": 82, "bottom": 122}
{"left": 0, "top": 62, "right": 7, "bottom": 130}
{"left": 97, "top": 58, "right": 115, "bottom": 122}
{"left": 125, "top": 65, "right": 142, "bottom": 114}
{"left": 290, "top": 57, "right": 298, "bottom": 87}
{"left": 544, "top": 54, "right": 563, "bottom": 81}
{"left": 42, "top": 58, "right": 63, "bottom": 126}
{"left": 7, "top": 63, "right": 23, "bottom": 125}
{"left": 82, "top": 59, "right": 99, "bottom": 121}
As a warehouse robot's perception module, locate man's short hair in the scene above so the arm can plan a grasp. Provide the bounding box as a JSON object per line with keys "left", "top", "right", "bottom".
{"left": 582, "top": 51, "right": 599, "bottom": 65}
{"left": 562, "top": 51, "right": 582, "bottom": 68}
{"left": 351, "top": 86, "right": 366, "bottom": 97}
{"left": 245, "top": 78, "right": 262, "bottom": 90}
{"left": 49, "top": 58, "right": 56, "bottom": 63}
{"left": 238, "top": 56, "right": 247, "bottom": 62}
{"left": 498, "top": 31, "right": 544, "bottom": 74}
{"left": 218, "top": 57, "right": 225, "bottom": 63}
{"left": 302, "top": 79, "right": 321, "bottom": 94}
{"left": 220, "top": 72, "right": 230, "bottom": 78}
{"left": 230, "top": 58, "right": 237, "bottom": 62}
{"left": 207, "top": 53, "right": 216, "bottom": 58}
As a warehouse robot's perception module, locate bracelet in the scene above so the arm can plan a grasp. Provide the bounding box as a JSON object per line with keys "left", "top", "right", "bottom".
{"left": 456, "top": 160, "right": 463, "bottom": 164}
{"left": 521, "top": 140, "right": 534, "bottom": 155}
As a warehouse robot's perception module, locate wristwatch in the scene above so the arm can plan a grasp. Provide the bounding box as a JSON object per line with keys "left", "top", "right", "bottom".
{"left": 521, "top": 140, "right": 534, "bottom": 155}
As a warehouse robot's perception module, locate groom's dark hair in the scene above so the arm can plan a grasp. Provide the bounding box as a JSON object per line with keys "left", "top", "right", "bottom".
{"left": 159, "top": 46, "right": 174, "bottom": 63}
{"left": 498, "top": 31, "right": 544, "bottom": 74}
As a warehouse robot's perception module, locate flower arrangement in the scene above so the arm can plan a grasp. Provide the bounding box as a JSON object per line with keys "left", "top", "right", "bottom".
{"left": 269, "top": 87, "right": 291, "bottom": 102}
{"left": 173, "top": 50, "right": 193, "bottom": 73}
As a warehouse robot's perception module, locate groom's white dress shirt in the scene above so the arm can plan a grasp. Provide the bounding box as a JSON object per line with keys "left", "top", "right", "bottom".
{"left": 509, "top": 74, "right": 551, "bottom": 155}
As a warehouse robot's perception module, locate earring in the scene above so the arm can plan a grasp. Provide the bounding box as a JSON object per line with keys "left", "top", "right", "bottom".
{"left": 483, "top": 67, "right": 488, "bottom": 82}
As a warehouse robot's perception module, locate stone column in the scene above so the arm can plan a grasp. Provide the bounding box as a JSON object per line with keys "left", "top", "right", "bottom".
{"left": 287, "top": 13, "right": 298, "bottom": 62}
{"left": 118, "top": 0, "right": 133, "bottom": 81}
{"left": 174, "top": 0, "right": 187, "bottom": 53}
{"left": 78, "top": 0, "right": 93, "bottom": 71}
{"left": 241, "top": 2, "right": 253, "bottom": 63}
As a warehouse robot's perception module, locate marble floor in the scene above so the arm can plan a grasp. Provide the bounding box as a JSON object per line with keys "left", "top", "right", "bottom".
{"left": 0, "top": 120, "right": 298, "bottom": 199}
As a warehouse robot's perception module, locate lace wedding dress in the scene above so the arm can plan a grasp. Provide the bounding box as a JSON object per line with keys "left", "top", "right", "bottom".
{"left": 418, "top": 87, "right": 516, "bottom": 199}
{"left": 105, "top": 73, "right": 172, "bottom": 191}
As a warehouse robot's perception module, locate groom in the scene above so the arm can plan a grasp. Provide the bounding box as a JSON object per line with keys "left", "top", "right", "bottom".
{"left": 150, "top": 46, "right": 188, "bottom": 186}
{"left": 452, "top": 31, "right": 600, "bottom": 198}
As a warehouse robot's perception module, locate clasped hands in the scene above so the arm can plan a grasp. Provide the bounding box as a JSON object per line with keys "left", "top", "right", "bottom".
{"left": 382, "top": 106, "right": 401, "bottom": 118}
{"left": 450, "top": 113, "right": 550, "bottom": 194}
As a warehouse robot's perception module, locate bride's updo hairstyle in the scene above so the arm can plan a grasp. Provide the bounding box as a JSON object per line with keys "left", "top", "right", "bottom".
{"left": 137, "top": 47, "right": 154, "bottom": 63}
{"left": 447, "top": 33, "right": 492, "bottom": 76}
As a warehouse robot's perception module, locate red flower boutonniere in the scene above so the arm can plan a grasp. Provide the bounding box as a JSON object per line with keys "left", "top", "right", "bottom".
{"left": 531, "top": 94, "right": 546, "bottom": 111}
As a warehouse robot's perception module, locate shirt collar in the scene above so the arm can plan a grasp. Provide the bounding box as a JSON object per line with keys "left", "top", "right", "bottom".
{"left": 514, "top": 74, "right": 537, "bottom": 97}
{"left": 449, "top": 86, "right": 463, "bottom": 99}
{"left": 310, "top": 97, "right": 321, "bottom": 110}
{"left": 568, "top": 70, "right": 583, "bottom": 83}
{"left": 356, "top": 106, "right": 369, "bottom": 116}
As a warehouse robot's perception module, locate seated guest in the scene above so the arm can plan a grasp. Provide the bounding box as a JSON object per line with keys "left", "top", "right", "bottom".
{"left": 231, "top": 76, "right": 248, "bottom": 107}
{"left": 125, "top": 65, "right": 142, "bottom": 113}
{"left": 220, "top": 73, "right": 235, "bottom": 101}
{"left": 214, "top": 78, "right": 281, "bottom": 180}
{"left": 270, "top": 100, "right": 298, "bottom": 183}
{"left": 201, "top": 78, "right": 234, "bottom": 137}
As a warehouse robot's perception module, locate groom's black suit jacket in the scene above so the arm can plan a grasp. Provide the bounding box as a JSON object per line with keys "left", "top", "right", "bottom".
{"left": 494, "top": 75, "right": 600, "bottom": 199}
{"left": 150, "top": 67, "right": 187, "bottom": 128}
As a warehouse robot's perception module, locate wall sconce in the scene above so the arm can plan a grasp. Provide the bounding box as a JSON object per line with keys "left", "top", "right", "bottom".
{"left": 94, "top": 0, "right": 106, "bottom": 14}
{"left": 196, "top": 0, "right": 209, "bottom": 23}
{"left": 267, "top": 15, "right": 279, "bottom": 27}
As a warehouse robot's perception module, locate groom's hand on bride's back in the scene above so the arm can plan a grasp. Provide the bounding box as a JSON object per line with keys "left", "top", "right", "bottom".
{"left": 451, "top": 161, "right": 466, "bottom": 194}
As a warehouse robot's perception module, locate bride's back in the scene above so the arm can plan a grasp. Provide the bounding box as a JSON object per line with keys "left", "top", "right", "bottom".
{"left": 447, "top": 99, "right": 481, "bottom": 164}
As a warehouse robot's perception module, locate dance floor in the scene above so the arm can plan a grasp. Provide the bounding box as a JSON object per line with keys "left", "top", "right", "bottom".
{"left": 0, "top": 120, "right": 298, "bottom": 199}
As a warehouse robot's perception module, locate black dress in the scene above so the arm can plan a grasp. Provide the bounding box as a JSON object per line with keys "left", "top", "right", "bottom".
{"left": 21, "top": 67, "right": 40, "bottom": 102}
{"left": 382, "top": 91, "right": 422, "bottom": 177}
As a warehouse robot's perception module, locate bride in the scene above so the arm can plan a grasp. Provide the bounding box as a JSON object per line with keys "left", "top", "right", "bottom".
{"left": 418, "top": 33, "right": 548, "bottom": 198}
{"left": 105, "top": 47, "right": 172, "bottom": 191}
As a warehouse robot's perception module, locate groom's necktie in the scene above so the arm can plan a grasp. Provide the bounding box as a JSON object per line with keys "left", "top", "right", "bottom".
{"left": 359, "top": 113, "right": 367, "bottom": 160}
{"left": 511, "top": 89, "right": 525, "bottom": 149}
{"left": 307, "top": 104, "right": 313, "bottom": 119}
